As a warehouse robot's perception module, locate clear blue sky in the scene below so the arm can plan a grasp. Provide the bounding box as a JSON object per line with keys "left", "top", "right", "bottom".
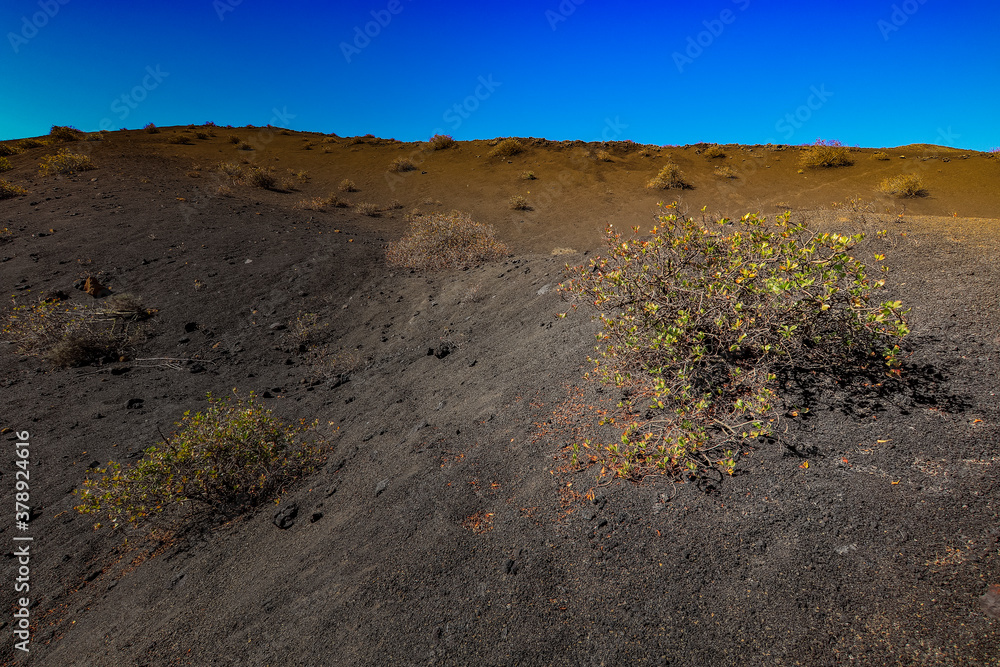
{"left": 2, "top": 0, "right": 997, "bottom": 149}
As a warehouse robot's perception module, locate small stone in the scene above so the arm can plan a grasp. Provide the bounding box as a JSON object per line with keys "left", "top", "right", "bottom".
{"left": 375, "top": 479, "right": 389, "bottom": 496}
{"left": 125, "top": 398, "right": 144, "bottom": 410}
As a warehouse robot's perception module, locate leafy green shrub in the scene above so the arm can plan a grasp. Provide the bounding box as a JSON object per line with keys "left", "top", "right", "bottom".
{"left": 386, "top": 211, "right": 508, "bottom": 270}
{"left": 877, "top": 174, "right": 925, "bottom": 198}
{"left": 49, "top": 125, "right": 82, "bottom": 142}
{"left": 430, "top": 134, "right": 456, "bottom": 150}
{"left": 646, "top": 162, "right": 686, "bottom": 189}
{"left": 388, "top": 156, "right": 416, "bottom": 173}
{"left": 488, "top": 138, "right": 524, "bottom": 158}
{"left": 0, "top": 180, "right": 27, "bottom": 199}
{"left": 800, "top": 139, "right": 853, "bottom": 168}
{"left": 39, "top": 149, "right": 95, "bottom": 175}
{"left": 703, "top": 144, "right": 726, "bottom": 158}
{"left": 0, "top": 157, "right": 11, "bottom": 172}
{"left": 0, "top": 143, "right": 20, "bottom": 156}
{"left": 144, "top": 123, "right": 160, "bottom": 134}
{"left": 560, "top": 203, "right": 909, "bottom": 480}
{"left": 509, "top": 194, "right": 531, "bottom": 210}
{"left": 872, "top": 151, "right": 891, "bottom": 161}
{"left": 74, "top": 393, "right": 327, "bottom": 530}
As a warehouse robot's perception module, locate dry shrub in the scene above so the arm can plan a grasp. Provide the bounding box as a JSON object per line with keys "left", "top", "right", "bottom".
{"left": 0, "top": 143, "right": 20, "bottom": 156}
{"left": 237, "top": 141, "right": 254, "bottom": 151}
{"left": 217, "top": 162, "right": 278, "bottom": 190}
{"left": 50, "top": 125, "right": 82, "bottom": 142}
{"left": 646, "top": 162, "right": 686, "bottom": 189}
{"left": 386, "top": 211, "right": 508, "bottom": 270}
{"left": 595, "top": 149, "right": 613, "bottom": 162}
{"left": 168, "top": 134, "right": 193, "bottom": 145}
{"left": 388, "top": 156, "right": 416, "bottom": 173}
{"left": 488, "top": 138, "right": 524, "bottom": 158}
{"left": 355, "top": 202, "right": 381, "bottom": 216}
{"left": 703, "top": 144, "right": 726, "bottom": 158}
{"left": 872, "top": 151, "right": 891, "bottom": 161}
{"left": 227, "top": 134, "right": 240, "bottom": 144}
{"left": 800, "top": 139, "right": 853, "bottom": 168}
{"left": 0, "top": 180, "right": 27, "bottom": 199}
{"left": 713, "top": 165, "right": 737, "bottom": 179}
{"left": 16, "top": 139, "right": 45, "bottom": 150}
{"left": 39, "top": 149, "right": 95, "bottom": 175}
{"left": 508, "top": 195, "right": 532, "bottom": 210}
{"left": 144, "top": 123, "right": 160, "bottom": 134}
{"left": 338, "top": 178, "right": 358, "bottom": 192}
{"left": 0, "top": 157, "right": 11, "bottom": 172}
{"left": 520, "top": 170, "right": 536, "bottom": 180}
{"left": 430, "top": 134, "right": 456, "bottom": 150}
{"left": 877, "top": 174, "right": 925, "bottom": 198}
{"left": 194, "top": 132, "right": 209, "bottom": 140}
{"left": 297, "top": 194, "right": 350, "bottom": 211}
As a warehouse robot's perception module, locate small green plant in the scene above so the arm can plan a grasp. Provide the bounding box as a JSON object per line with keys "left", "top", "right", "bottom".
{"left": 488, "top": 138, "right": 524, "bottom": 158}
{"left": 877, "top": 174, "right": 925, "bottom": 198}
{"left": 800, "top": 139, "right": 853, "bottom": 168}
{"left": 74, "top": 392, "right": 327, "bottom": 531}
{"left": 508, "top": 194, "right": 532, "bottom": 210}
{"left": 646, "top": 162, "right": 686, "bottom": 189}
{"left": 386, "top": 211, "right": 508, "bottom": 270}
{"left": 520, "top": 170, "right": 536, "bottom": 180}
{"left": 560, "top": 203, "right": 909, "bottom": 480}
{"left": 144, "top": 123, "right": 160, "bottom": 134}
{"left": 16, "top": 139, "right": 44, "bottom": 150}
{"left": 703, "top": 144, "right": 726, "bottom": 159}
{"left": 39, "top": 149, "right": 95, "bottom": 175}
{"left": 430, "top": 134, "right": 456, "bottom": 150}
{"left": 872, "top": 151, "right": 891, "bottom": 161}
{"left": 0, "top": 180, "right": 27, "bottom": 199}
{"left": 388, "top": 156, "right": 416, "bottom": 173}
{"left": 49, "top": 125, "right": 82, "bottom": 142}
{"left": 338, "top": 178, "right": 358, "bottom": 192}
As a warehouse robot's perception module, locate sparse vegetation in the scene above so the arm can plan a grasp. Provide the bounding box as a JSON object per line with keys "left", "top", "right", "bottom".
{"left": 488, "top": 138, "right": 524, "bottom": 158}
{"left": 228, "top": 134, "right": 240, "bottom": 144}
{"left": 217, "top": 162, "right": 279, "bottom": 190}
{"left": 520, "top": 171, "right": 536, "bottom": 180}
{"left": 800, "top": 139, "right": 853, "bottom": 168}
{"left": 237, "top": 141, "right": 254, "bottom": 151}
{"left": 388, "top": 156, "right": 416, "bottom": 173}
{"left": 168, "top": 134, "right": 193, "bottom": 145}
{"left": 0, "top": 143, "right": 20, "bottom": 156}
{"left": 595, "top": 149, "right": 613, "bottom": 162}
{"left": 338, "top": 178, "right": 358, "bottom": 192}
{"left": 713, "top": 165, "right": 737, "bottom": 179}
{"left": 560, "top": 203, "right": 909, "bottom": 480}
{"left": 74, "top": 392, "right": 327, "bottom": 531}
{"left": 0, "top": 180, "right": 27, "bottom": 199}
{"left": 0, "top": 157, "right": 11, "bottom": 172}
{"left": 50, "top": 125, "right": 82, "bottom": 142}
{"left": 430, "top": 134, "right": 456, "bottom": 150}
{"left": 355, "top": 202, "right": 381, "bottom": 216}
{"left": 39, "top": 149, "right": 95, "bottom": 175}
{"left": 296, "top": 193, "right": 350, "bottom": 211}
{"left": 872, "top": 151, "right": 891, "bottom": 161}
{"left": 144, "top": 123, "right": 160, "bottom": 134}
{"left": 386, "top": 211, "right": 508, "bottom": 270}
{"left": 16, "top": 139, "right": 44, "bottom": 150}
{"left": 195, "top": 132, "right": 209, "bottom": 140}
{"left": 508, "top": 195, "right": 532, "bottom": 210}
{"left": 646, "top": 162, "right": 686, "bottom": 189}
{"left": 703, "top": 145, "right": 726, "bottom": 159}
{"left": 877, "top": 174, "right": 925, "bottom": 198}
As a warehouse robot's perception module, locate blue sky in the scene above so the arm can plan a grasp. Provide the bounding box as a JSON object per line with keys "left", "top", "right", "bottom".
{"left": 2, "top": 0, "right": 997, "bottom": 149}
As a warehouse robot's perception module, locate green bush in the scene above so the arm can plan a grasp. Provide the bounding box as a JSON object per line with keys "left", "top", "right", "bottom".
{"left": 74, "top": 393, "right": 327, "bottom": 530}
{"left": 646, "top": 162, "right": 686, "bottom": 189}
{"left": 560, "top": 203, "right": 909, "bottom": 479}
{"left": 800, "top": 139, "right": 853, "bottom": 168}
{"left": 386, "top": 211, "right": 508, "bottom": 270}
{"left": 39, "top": 149, "right": 95, "bottom": 175}
{"left": 877, "top": 174, "right": 925, "bottom": 198}
{"left": 488, "top": 138, "right": 524, "bottom": 158}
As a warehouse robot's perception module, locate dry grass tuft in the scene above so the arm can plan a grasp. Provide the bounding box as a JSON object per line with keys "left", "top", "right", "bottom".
{"left": 237, "top": 141, "right": 254, "bottom": 151}
{"left": 338, "top": 178, "right": 358, "bottom": 192}
{"left": 39, "top": 149, "right": 95, "bottom": 175}
{"left": 703, "top": 144, "right": 726, "bottom": 159}
{"left": 713, "top": 165, "right": 738, "bottom": 179}
{"left": 646, "top": 162, "right": 686, "bottom": 189}
{"left": 0, "top": 143, "right": 21, "bottom": 156}
{"left": 508, "top": 195, "right": 532, "bottom": 210}
{"left": 877, "top": 174, "right": 925, "bottom": 198}
{"left": 217, "top": 162, "right": 279, "bottom": 190}
{"left": 386, "top": 211, "right": 508, "bottom": 270}
{"left": 228, "top": 134, "right": 240, "bottom": 144}
{"left": 388, "top": 156, "right": 416, "bottom": 173}
{"left": 488, "top": 138, "right": 524, "bottom": 158}
{"left": 430, "top": 134, "right": 456, "bottom": 150}
{"left": 50, "top": 125, "right": 82, "bottom": 142}
{"left": 355, "top": 202, "right": 381, "bottom": 217}
{"left": 595, "top": 149, "right": 613, "bottom": 162}
{"left": 16, "top": 139, "right": 45, "bottom": 150}
{"left": 144, "top": 123, "right": 160, "bottom": 134}
{"left": 168, "top": 134, "right": 193, "bottom": 145}
{"left": 872, "top": 151, "right": 891, "bottom": 161}
{"left": 520, "top": 170, "right": 536, "bottom": 180}
{"left": 800, "top": 140, "right": 853, "bottom": 168}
